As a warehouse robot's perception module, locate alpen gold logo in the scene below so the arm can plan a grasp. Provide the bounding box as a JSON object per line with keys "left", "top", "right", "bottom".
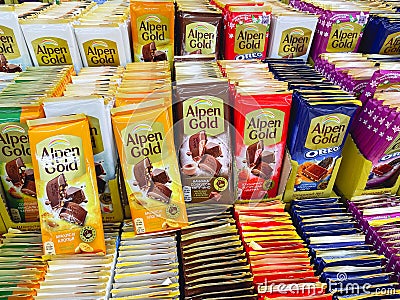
{"left": 32, "top": 37, "right": 73, "bottom": 65}
{"left": 380, "top": 32, "right": 400, "bottom": 55}
{"left": 83, "top": 39, "right": 120, "bottom": 66}
{"left": 305, "top": 114, "right": 350, "bottom": 150}
{"left": 278, "top": 27, "right": 312, "bottom": 58}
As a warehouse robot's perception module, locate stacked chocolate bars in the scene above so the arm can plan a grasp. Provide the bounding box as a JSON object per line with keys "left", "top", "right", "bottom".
{"left": 35, "top": 223, "right": 119, "bottom": 299}
{"left": 0, "top": 229, "right": 46, "bottom": 298}
{"left": 111, "top": 221, "right": 180, "bottom": 299}
{"left": 63, "top": 66, "right": 124, "bottom": 98}
{"left": 348, "top": 194, "right": 400, "bottom": 282}
{"left": 234, "top": 201, "right": 332, "bottom": 300}
{"left": 179, "top": 207, "right": 257, "bottom": 299}
{"left": 291, "top": 197, "right": 400, "bottom": 299}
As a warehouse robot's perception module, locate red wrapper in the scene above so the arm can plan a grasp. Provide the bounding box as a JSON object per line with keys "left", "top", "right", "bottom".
{"left": 234, "top": 92, "right": 292, "bottom": 199}
{"left": 223, "top": 4, "right": 271, "bottom": 60}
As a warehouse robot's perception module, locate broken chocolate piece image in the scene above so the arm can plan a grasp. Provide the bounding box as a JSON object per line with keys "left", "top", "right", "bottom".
{"left": 6, "top": 157, "right": 25, "bottom": 186}
{"left": 142, "top": 41, "right": 156, "bottom": 62}
{"left": 66, "top": 186, "right": 86, "bottom": 204}
{"left": 59, "top": 202, "right": 87, "bottom": 226}
{"left": 0, "top": 54, "right": 21, "bottom": 73}
{"left": 302, "top": 164, "right": 328, "bottom": 181}
{"left": 190, "top": 49, "right": 202, "bottom": 55}
{"left": 151, "top": 169, "right": 170, "bottom": 184}
{"left": 147, "top": 183, "right": 172, "bottom": 204}
{"left": 261, "top": 150, "right": 275, "bottom": 164}
{"left": 208, "top": 191, "right": 221, "bottom": 201}
{"left": 372, "top": 164, "right": 393, "bottom": 176}
{"left": 189, "top": 131, "right": 207, "bottom": 162}
{"left": 199, "top": 154, "right": 222, "bottom": 176}
{"left": 7, "top": 64, "right": 22, "bottom": 73}
{"left": 153, "top": 50, "right": 167, "bottom": 61}
{"left": 94, "top": 162, "right": 105, "bottom": 176}
{"left": 46, "top": 174, "right": 67, "bottom": 208}
{"left": 24, "top": 169, "right": 35, "bottom": 182}
{"left": 133, "top": 157, "right": 152, "bottom": 189}
{"left": 246, "top": 141, "right": 263, "bottom": 168}
{"left": 318, "top": 157, "right": 333, "bottom": 169}
{"left": 21, "top": 180, "right": 36, "bottom": 197}
{"left": 205, "top": 142, "right": 222, "bottom": 158}
{"left": 96, "top": 176, "right": 107, "bottom": 194}
{"left": 251, "top": 161, "right": 273, "bottom": 180}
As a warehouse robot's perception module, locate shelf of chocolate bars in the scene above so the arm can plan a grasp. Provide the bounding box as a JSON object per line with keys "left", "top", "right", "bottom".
{"left": 234, "top": 201, "right": 332, "bottom": 300}
{"left": 34, "top": 223, "right": 120, "bottom": 300}
{"left": 291, "top": 197, "right": 400, "bottom": 299}
{"left": 180, "top": 206, "right": 257, "bottom": 300}
{"left": 111, "top": 220, "right": 180, "bottom": 299}
{"left": 0, "top": 229, "right": 45, "bottom": 299}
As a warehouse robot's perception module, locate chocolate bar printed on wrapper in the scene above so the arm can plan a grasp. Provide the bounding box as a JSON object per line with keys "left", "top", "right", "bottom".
{"left": 59, "top": 201, "right": 87, "bottom": 226}
{"left": 175, "top": 79, "right": 233, "bottom": 204}
{"left": 46, "top": 174, "right": 68, "bottom": 209}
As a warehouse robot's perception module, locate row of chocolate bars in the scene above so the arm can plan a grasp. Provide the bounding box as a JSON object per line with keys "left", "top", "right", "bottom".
{"left": 3, "top": 0, "right": 400, "bottom": 73}
{"left": 4, "top": 193, "right": 400, "bottom": 300}
{"left": 1, "top": 55, "right": 400, "bottom": 237}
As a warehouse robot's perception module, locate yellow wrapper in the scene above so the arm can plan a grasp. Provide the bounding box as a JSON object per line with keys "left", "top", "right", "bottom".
{"left": 130, "top": 0, "right": 174, "bottom": 67}
{"left": 27, "top": 114, "right": 105, "bottom": 255}
{"left": 111, "top": 107, "right": 188, "bottom": 234}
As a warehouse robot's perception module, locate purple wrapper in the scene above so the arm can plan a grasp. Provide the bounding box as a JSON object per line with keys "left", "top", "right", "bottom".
{"left": 387, "top": 250, "right": 400, "bottom": 271}
{"left": 352, "top": 99, "right": 382, "bottom": 142}
{"left": 353, "top": 101, "right": 388, "bottom": 154}
{"left": 359, "top": 70, "right": 400, "bottom": 106}
{"left": 367, "top": 113, "right": 400, "bottom": 163}
{"left": 364, "top": 212, "right": 400, "bottom": 221}
{"left": 309, "top": 15, "right": 326, "bottom": 63}
{"left": 353, "top": 79, "right": 369, "bottom": 97}
{"left": 311, "top": 11, "right": 369, "bottom": 62}
{"left": 362, "top": 107, "right": 397, "bottom": 158}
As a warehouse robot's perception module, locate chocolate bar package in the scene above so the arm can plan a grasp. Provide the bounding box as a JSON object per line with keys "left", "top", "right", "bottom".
{"left": 113, "top": 226, "right": 180, "bottom": 299}
{"left": 287, "top": 90, "right": 360, "bottom": 192}
{"left": 27, "top": 114, "right": 105, "bottom": 255}
{"left": 267, "top": 3, "right": 318, "bottom": 61}
{"left": 176, "top": 3, "right": 222, "bottom": 58}
{"left": 112, "top": 104, "right": 188, "bottom": 234}
{"left": 130, "top": 0, "right": 174, "bottom": 67}
{"left": 0, "top": 7, "right": 32, "bottom": 69}
{"left": 223, "top": 3, "right": 271, "bottom": 60}
{"left": 234, "top": 89, "right": 292, "bottom": 199}
{"left": 19, "top": 2, "right": 93, "bottom": 73}
{"left": 43, "top": 96, "right": 118, "bottom": 215}
{"left": 358, "top": 15, "right": 400, "bottom": 55}
{"left": 74, "top": 1, "right": 131, "bottom": 67}
{"left": 0, "top": 104, "right": 43, "bottom": 223}
{"left": 289, "top": 197, "right": 400, "bottom": 297}
{"left": 174, "top": 77, "right": 233, "bottom": 204}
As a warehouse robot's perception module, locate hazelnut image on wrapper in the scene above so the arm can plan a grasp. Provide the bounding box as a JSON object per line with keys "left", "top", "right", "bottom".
{"left": 182, "top": 163, "right": 197, "bottom": 176}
